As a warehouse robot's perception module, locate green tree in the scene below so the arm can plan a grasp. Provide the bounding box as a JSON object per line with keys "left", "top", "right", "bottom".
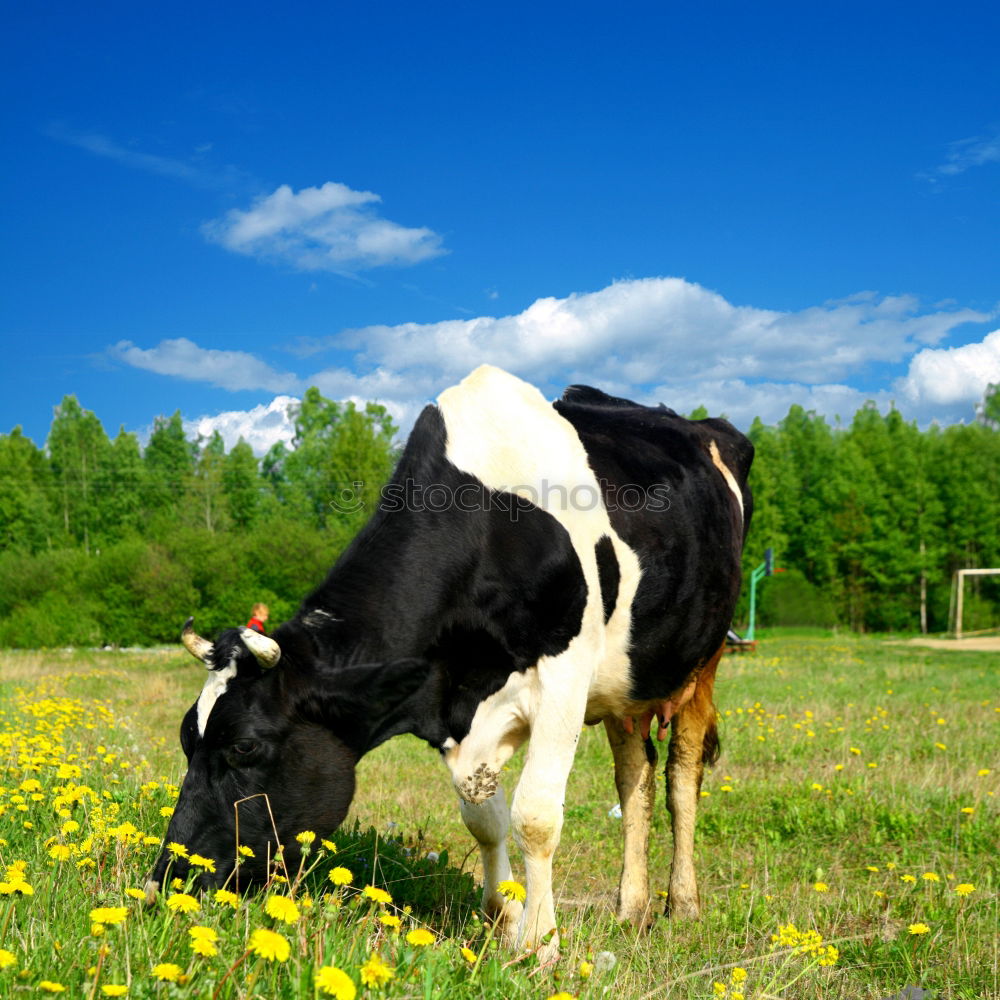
{"left": 193, "top": 430, "right": 227, "bottom": 533}
{"left": 96, "top": 428, "right": 145, "bottom": 544}
{"left": 223, "top": 438, "right": 261, "bottom": 530}
{"left": 977, "top": 382, "right": 1000, "bottom": 430}
{"left": 282, "top": 389, "right": 398, "bottom": 530}
{"left": 47, "top": 396, "right": 112, "bottom": 553}
{"left": 144, "top": 411, "right": 195, "bottom": 515}
{"left": 0, "top": 427, "right": 56, "bottom": 552}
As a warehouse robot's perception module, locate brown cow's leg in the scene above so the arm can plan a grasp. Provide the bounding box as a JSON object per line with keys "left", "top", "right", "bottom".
{"left": 664, "top": 647, "right": 722, "bottom": 919}
{"left": 603, "top": 716, "right": 658, "bottom": 930}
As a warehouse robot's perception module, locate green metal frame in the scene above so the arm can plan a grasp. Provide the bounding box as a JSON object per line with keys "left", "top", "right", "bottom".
{"left": 745, "top": 547, "right": 773, "bottom": 642}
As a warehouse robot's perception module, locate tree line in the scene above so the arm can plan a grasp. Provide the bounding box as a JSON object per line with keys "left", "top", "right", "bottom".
{"left": 1, "top": 386, "right": 998, "bottom": 646}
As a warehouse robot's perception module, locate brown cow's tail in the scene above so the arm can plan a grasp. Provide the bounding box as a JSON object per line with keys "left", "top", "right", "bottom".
{"left": 702, "top": 709, "right": 721, "bottom": 768}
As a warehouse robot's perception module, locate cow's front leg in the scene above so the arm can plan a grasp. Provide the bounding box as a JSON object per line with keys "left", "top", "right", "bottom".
{"left": 509, "top": 676, "right": 589, "bottom": 961}
{"left": 604, "top": 716, "right": 658, "bottom": 929}
{"left": 665, "top": 648, "right": 722, "bottom": 919}
{"left": 458, "top": 788, "right": 522, "bottom": 947}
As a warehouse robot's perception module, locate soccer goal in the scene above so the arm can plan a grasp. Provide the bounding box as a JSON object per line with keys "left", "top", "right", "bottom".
{"left": 947, "top": 568, "right": 1000, "bottom": 638}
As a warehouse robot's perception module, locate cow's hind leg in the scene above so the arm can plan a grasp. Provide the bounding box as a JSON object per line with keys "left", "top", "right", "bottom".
{"left": 603, "top": 716, "right": 658, "bottom": 930}
{"left": 459, "top": 788, "right": 522, "bottom": 946}
{"left": 665, "top": 647, "right": 722, "bottom": 919}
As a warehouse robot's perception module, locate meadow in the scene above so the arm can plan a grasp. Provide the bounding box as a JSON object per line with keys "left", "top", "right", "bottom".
{"left": 0, "top": 634, "right": 995, "bottom": 999}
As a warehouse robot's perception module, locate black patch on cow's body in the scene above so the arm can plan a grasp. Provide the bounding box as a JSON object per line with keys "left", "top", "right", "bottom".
{"left": 595, "top": 535, "right": 620, "bottom": 623}
{"left": 555, "top": 387, "right": 753, "bottom": 703}
{"left": 284, "top": 404, "right": 588, "bottom": 746}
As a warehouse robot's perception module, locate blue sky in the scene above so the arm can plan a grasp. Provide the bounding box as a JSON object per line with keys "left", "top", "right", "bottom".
{"left": 3, "top": 0, "right": 999, "bottom": 452}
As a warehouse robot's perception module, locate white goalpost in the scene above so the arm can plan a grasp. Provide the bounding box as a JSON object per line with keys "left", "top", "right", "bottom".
{"left": 948, "top": 568, "right": 1000, "bottom": 639}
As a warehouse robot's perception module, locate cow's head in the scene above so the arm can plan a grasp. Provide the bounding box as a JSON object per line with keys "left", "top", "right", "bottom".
{"left": 145, "top": 619, "right": 430, "bottom": 902}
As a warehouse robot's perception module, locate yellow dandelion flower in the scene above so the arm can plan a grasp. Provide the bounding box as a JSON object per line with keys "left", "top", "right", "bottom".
{"left": 977, "top": 768, "right": 991, "bottom": 776}
{"left": 579, "top": 960, "right": 593, "bottom": 978}
{"left": 321, "top": 839, "right": 337, "bottom": 852}
{"left": 921, "top": 872, "right": 939, "bottom": 882}
{"left": 296, "top": 830, "right": 316, "bottom": 845}
{"left": 189, "top": 925, "right": 219, "bottom": 957}
{"left": 166, "top": 892, "right": 200, "bottom": 914}
{"left": 316, "top": 965, "right": 357, "bottom": 999}
{"left": 901, "top": 874, "right": 916, "bottom": 883}
{"left": 237, "top": 845, "right": 255, "bottom": 858}
{"left": 0, "top": 949, "right": 15, "bottom": 969}
{"left": 166, "top": 842, "right": 188, "bottom": 859}
{"left": 329, "top": 867, "right": 353, "bottom": 886}
{"left": 462, "top": 946, "right": 478, "bottom": 964}
{"left": 152, "top": 963, "right": 183, "bottom": 982}
{"left": 496, "top": 879, "right": 526, "bottom": 903}
{"left": 362, "top": 885, "right": 392, "bottom": 906}
{"left": 249, "top": 927, "right": 290, "bottom": 962}
{"left": 38, "top": 982, "right": 66, "bottom": 992}
{"left": 545, "top": 994, "right": 576, "bottom": 1000}
{"left": 264, "top": 895, "right": 300, "bottom": 924}
{"left": 124, "top": 888, "right": 145, "bottom": 900}
{"left": 713, "top": 983, "right": 727, "bottom": 996}
{"left": 955, "top": 883, "right": 975, "bottom": 896}
{"left": 908, "top": 923, "right": 930, "bottom": 935}
{"left": 89, "top": 907, "right": 127, "bottom": 925}
{"left": 48, "top": 845, "right": 72, "bottom": 862}
{"left": 379, "top": 913, "right": 401, "bottom": 929}
{"left": 813, "top": 882, "right": 829, "bottom": 892}
{"left": 405, "top": 928, "right": 436, "bottom": 947}
{"left": 359, "top": 953, "right": 394, "bottom": 987}
{"left": 730, "top": 968, "right": 747, "bottom": 983}
{"left": 101, "top": 985, "right": 127, "bottom": 996}
{"left": 214, "top": 889, "right": 239, "bottom": 908}
{"left": 188, "top": 854, "right": 216, "bottom": 873}
{"left": 866, "top": 865, "right": 879, "bottom": 873}
{"left": 960, "top": 806, "right": 975, "bottom": 815}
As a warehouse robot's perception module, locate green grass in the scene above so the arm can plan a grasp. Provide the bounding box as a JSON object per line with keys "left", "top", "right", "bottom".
{"left": 0, "top": 637, "right": 996, "bottom": 999}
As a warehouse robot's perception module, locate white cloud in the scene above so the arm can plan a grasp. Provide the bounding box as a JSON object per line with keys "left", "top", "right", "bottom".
{"left": 111, "top": 338, "right": 300, "bottom": 394}
{"left": 112, "top": 277, "right": 994, "bottom": 441}
{"left": 185, "top": 396, "right": 299, "bottom": 455}
{"left": 895, "top": 328, "right": 1000, "bottom": 414}
{"left": 343, "top": 276, "right": 986, "bottom": 387}
{"left": 203, "top": 182, "right": 446, "bottom": 274}
{"left": 46, "top": 125, "right": 249, "bottom": 191}
{"left": 928, "top": 130, "right": 1000, "bottom": 178}
{"left": 644, "top": 378, "right": 892, "bottom": 428}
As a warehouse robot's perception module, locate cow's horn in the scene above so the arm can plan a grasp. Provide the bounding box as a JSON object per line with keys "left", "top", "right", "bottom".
{"left": 241, "top": 628, "right": 281, "bottom": 669}
{"left": 181, "top": 617, "right": 214, "bottom": 665}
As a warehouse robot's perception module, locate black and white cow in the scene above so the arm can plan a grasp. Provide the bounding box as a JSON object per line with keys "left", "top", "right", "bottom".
{"left": 146, "top": 365, "right": 752, "bottom": 955}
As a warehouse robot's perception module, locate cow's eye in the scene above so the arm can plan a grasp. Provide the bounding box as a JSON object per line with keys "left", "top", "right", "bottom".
{"left": 232, "top": 740, "right": 258, "bottom": 755}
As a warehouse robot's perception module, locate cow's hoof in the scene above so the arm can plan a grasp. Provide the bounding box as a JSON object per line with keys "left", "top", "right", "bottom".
{"left": 665, "top": 894, "right": 700, "bottom": 920}
{"left": 484, "top": 897, "right": 523, "bottom": 949}
{"left": 532, "top": 932, "right": 561, "bottom": 967}
{"left": 617, "top": 901, "right": 654, "bottom": 933}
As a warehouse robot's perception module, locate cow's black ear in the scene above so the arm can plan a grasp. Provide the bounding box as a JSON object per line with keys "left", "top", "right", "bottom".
{"left": 312, "top": 659, "right": 444, "bottom": 754}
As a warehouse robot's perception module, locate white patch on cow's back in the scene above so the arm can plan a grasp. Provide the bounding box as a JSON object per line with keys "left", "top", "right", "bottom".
{"left": 438, "top": 366, "right": 607, "bottom": 535}
{"left": 196, "top": 656, "right": 238, "bottom": 735}
{"left": 437, "top": 365, "right": 639, "bottom": 715}
{"left": 708, "top": 440, "right": 743, "bottom": 524}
